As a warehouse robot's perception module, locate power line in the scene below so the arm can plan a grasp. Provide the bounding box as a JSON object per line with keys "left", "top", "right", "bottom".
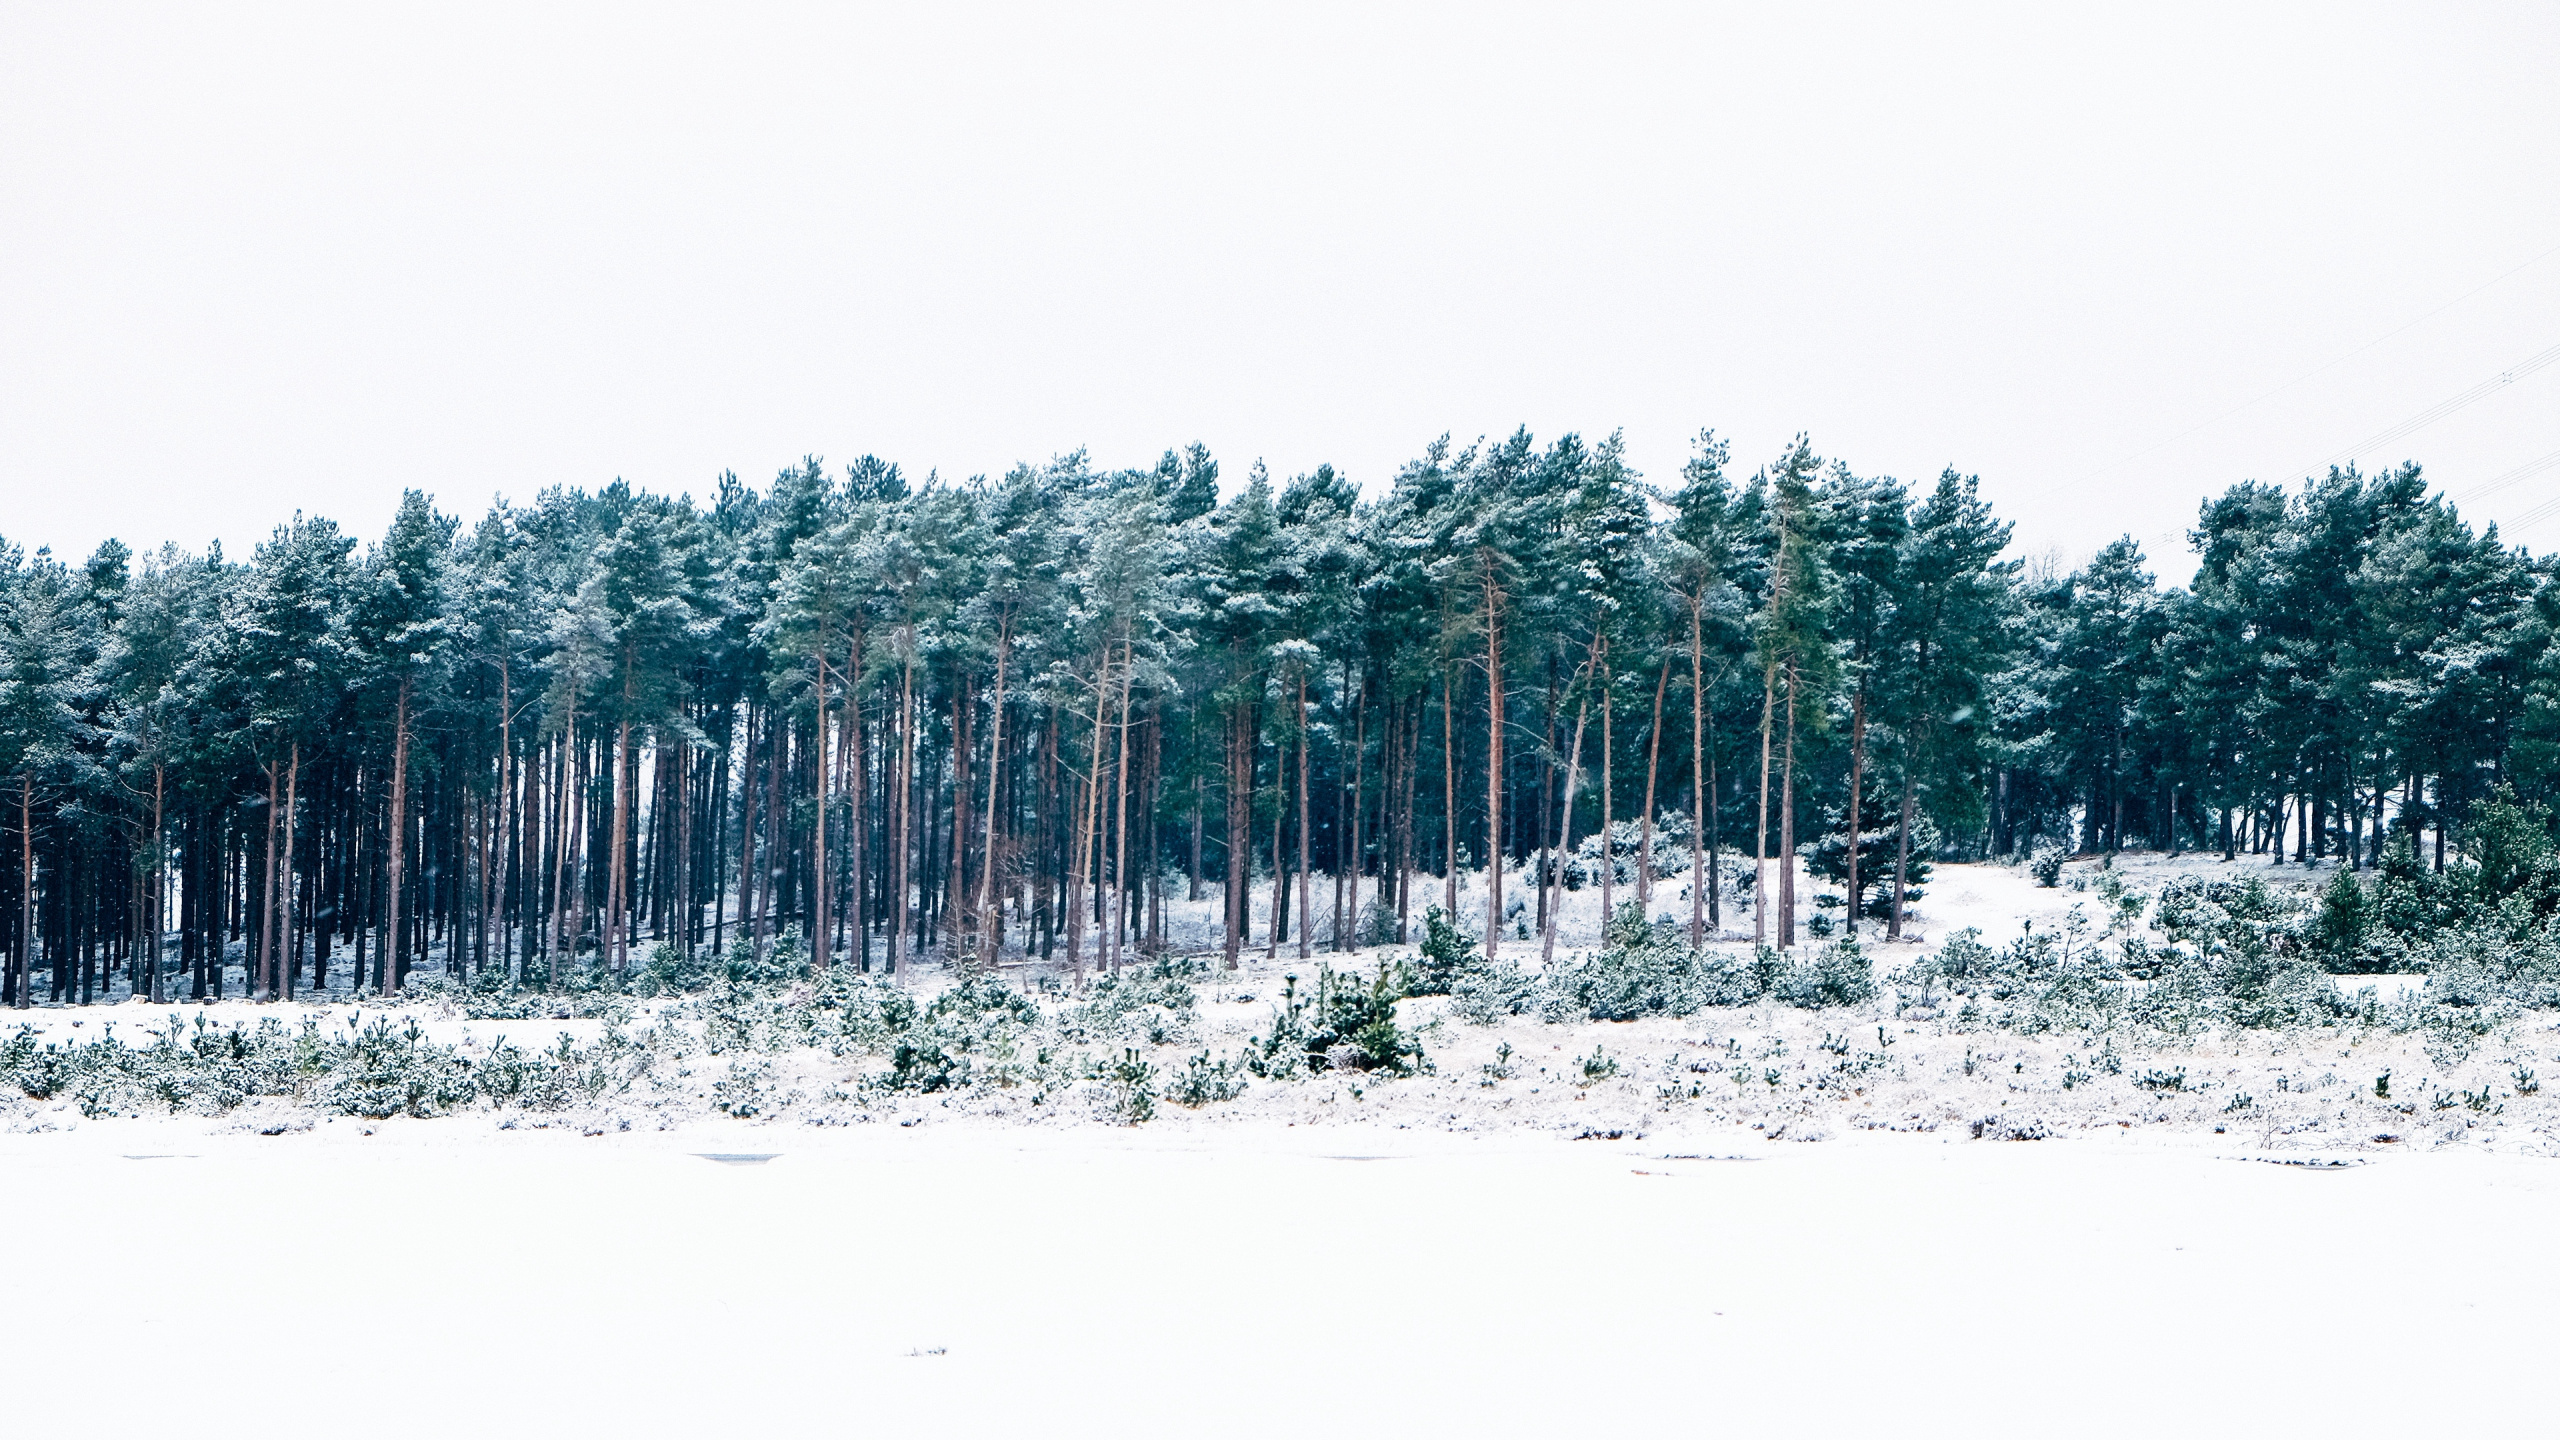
{"left": 2321, "top": 341, "right": 2560, "bottom": 469}
{"left": 2454, "top": 446, "right": 2560, "bottom": 507}
{"left": 2057, "top": 240, "right": 2560, "bottom": 493}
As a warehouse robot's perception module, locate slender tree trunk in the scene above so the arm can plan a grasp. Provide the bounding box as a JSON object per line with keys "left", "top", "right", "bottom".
{"left": 947, "top": 673, "right": 974, "bottom": 964}
{"left": 19, "top": 777, "right": 31, "bottom": 1009}
{"left": 1753, "top": 660, "right": 1777, "bottom": 948}
{"left": 149, "top": 765, "right": 165, "bottom": 1003}
{"left": 1598, "top": 643, "right": 1615, "bottom": 927}
{"left": 1109, "top": 646, "right": 1134, "bottom": 974}
{"left": 976, "top": 622, "right": 1011, "bottom": 968}
{"left": 1779, "top": 659, "right": 1798, "bottom": 948}
{"left": 1690, "top": 601, "right": 1706, "bottom": 948}
{"left": 1442, "top": 671, "right": 1458, "bottom": 922}
{"left": 1543, "top": 693, "right": 1590, "bottom": 968}
{"left": 1846, "top": 679, "right": 1866, "bottom": 936}
{"left": 383, "top": 676, "right": 411, "bottom": 995}
{"left": 1266, "top": 727, "right": 1287, "bottom": 962}
{"left": 280, "top": 743, "right": 299, "bottom": 998}
{"left": 1064, "top": 662, "right": 1110, "bottom": 988}
{"left": 891, "top": 656, "right": 915, "bottom": 975}
{"left": 1222, "top": 700, "right": 1247, "bottom": 967}
{"left": 1889, "top": 772, "right": 1917, "bottom": 940}
{"left": 609, "top": 708, "right": 633, "bottom": 973}
{"left": 1482, "top": 568, "right": 1505, "bottom": 962}
{"left": 258, "top": 761, "right": 279, "bottom": 999}
{"left": 1343, "top": 679, "right": 1363, "bottom": 951}
{"left": 1295, "top": 668, "right": 1312, "bottom": 962}
{"left": 1640, "top": 657, "right": 1667, "bottom": 916}
{"left": 812, "top": 651, "right": 831, "bottom": 969}
{"left": 849, "top": 642, "right": 867, "bottom": 969}
{"left": 732, "top": 708, "right": 757, "bottom": 964}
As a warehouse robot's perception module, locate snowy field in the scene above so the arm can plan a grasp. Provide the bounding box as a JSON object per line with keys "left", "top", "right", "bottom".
{"left": 6, "top": 853, "right": 2553, "bottom": 1437}
{"left": 5, "top": 1121, "right": 2553, "bottom": 1438}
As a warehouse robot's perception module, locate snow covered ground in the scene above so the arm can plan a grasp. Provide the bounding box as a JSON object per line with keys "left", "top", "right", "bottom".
{"left": 5, "top": 1119, "right": 2552, "bottom": 1438}
{"left": 6, "top": 853, "right": 2547, "bottom": 1436}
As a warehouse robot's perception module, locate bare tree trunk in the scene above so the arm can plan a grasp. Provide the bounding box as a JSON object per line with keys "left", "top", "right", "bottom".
{"left": 1753, "top": 660, "right": 1776, "bottom": 949}
{"left": 1109, "top": 645, "right": 1134, "bottom": 974}
{"left": 812, "top": 651, "right": 831, "bottom": 969}
{"left": 1296, "top": 668, "right": 1312, "bottom": 962}
{"left": 976, "top": 623, "right": 1011, "bottom": 968}
{"left": 1889, "top": 772, "right": 1916, "bottom": 940}
{"left": 1482, "top": 567, "right": 1505, "bottom": 962}
{"left": 1845, "top": 678, "right": 1866, "bottom": 936}
{"left": 1542, "top": 694, "right": 1589, "bottom": 968}
{"left": 384, "top": 677, "right": 411, "bottom": 995}
{"left": 1640, "top": 657, "right": 1667, "bottom": 915}
{"left": 1598, "top": 642, "right": 1615, "bottom": 927}
{"left": 1779, "top": 659, "right": 1799, "bottom": 949}
{"left": 280, "top": 743, "right": 299, "bottom": 998}
{"left": 258, "top": 760, "right": 279, "bottom": 999}
{"left": 149, "top": 765, "right": 165, "bottom": 1002}
{"left": 1064, "top": 661, "right": 1111, "bottom": 989}
{"left": 547, "top": 721, "right": 571, "bottom": 983}
{"left": 1442, "top": 672, "right": 1458, "bottom": 921}
{"left": 17, "top": 777, "right": 30, "bottom": 1009}
{"left": 891, "top": 655, "right": 915, "bottom": 975}
{"left": 947, "top": 673, "right": 973, "bottom": 964}
{"left": 1222, "top": 701, "right": 1248, "bottom": 967}
{"left": 1690, "top": 601, "right": 1706, "bottom": 949}
{"left": 848, "top": 640, "right": 867, "bottom": 968}
{"left": 1266, "top": 728, "right": 1286, "bottom": 963}
{"left": 608, "top": 709, "right": 633, "bottom": 973}
{"left": 1342, "top": 678, "right": 1363, "bottom": 951}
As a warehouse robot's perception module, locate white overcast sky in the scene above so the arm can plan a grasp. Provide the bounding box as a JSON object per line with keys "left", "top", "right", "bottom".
{"left": 3, "top": 3, "right": 2556, "bottom": 580}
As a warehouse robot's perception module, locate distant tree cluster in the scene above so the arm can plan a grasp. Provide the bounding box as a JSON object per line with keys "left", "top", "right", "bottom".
{"left": 0, "top": 431, "right": 2532, "bottom": 1007}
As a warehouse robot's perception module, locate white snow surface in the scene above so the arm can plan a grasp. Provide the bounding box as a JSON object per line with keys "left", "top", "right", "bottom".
{"left": 6, "top": 854, "right": 2547, "bottom": 1435}
{"left": 5, "top": 1120, "right": 2553, "bottom": 1437}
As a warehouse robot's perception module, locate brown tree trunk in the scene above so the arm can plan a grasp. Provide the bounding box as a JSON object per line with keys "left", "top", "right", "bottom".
{"left": 1779, "top": 659, "right": 1798, "bottom": 949}
{"left": 1542, "top": 693, "right": 1590, "bottom": 968}
{"left": 976, "top": 623, "right": 1011, "bottom": 969}
{"left": 1295, "top": 668, "right": 1312, "bottom": 962}
{"left": 1482, "top": 565, "right": 1505, "bottom": 962}
{"left": 258, "top": 760, "right": 279, "bottom": 999}
{"left": 280, "top": 743, "right": 299, "bottom": 998}
{"left": 1598, "top": 642, "right": 1615, "bottom": 927}
{"left": 1753, "top": 659, "right": 1776, "bottom": 949}
{"left": 1640, "top": 657, "right": 1667, "bottom": 915}
{"left": 1845, "top": 679, "right": 1866, "bottom": 936}
{"left": 384, "top": 676, "right": 411, "bottom": 994}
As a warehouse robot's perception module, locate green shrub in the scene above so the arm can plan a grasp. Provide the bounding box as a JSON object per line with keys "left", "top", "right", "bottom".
{"left": 1167, "top": 1051, "right": 1249, "bottom": 1107}
{"left": 1247, "top": 965, "right": 1424, "bottom": 1077}
{"left": 1410, "top": 906, "right": 1481, "bottom": 996}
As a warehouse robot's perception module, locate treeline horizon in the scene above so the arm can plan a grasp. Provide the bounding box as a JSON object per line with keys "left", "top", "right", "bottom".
{"left": 0, "top": 427, "right": 2540, "bottom": 1008}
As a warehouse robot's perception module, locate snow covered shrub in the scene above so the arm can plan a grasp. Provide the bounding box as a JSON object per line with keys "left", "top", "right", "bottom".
{"left": 1100, "top": 1048, "right": 1156, "bottom": 1124}
{"left": 712, "top": 1059, "right": 774, "bottom": 1118}
{"left": 1054, "top": 958, "right": 1198, "bottom": 1045}
{"left": 1356, "top": 899, "right": 1400, "bottom": 948}
{"left": 1450, "top": 954, "right": 1538, "bottom": 1025}
{"left": 1167, "top": 1051, "right": 1248, "bottom": 1107}
{"left": 1246, "top": 966, "right": 1423, "bottom": 1077}
{"left": 1769, "top": 939, "right": 1874, "bottom": 1009}
{"left": 1808, "top": 795, "right": 1933, "bottom": 919}
{"left": 317, "top": 1017, "right": 476, "bottom": 1119}
{"left": 807, "top": 969, "right": 921, "bottom": 1053}
{"left": 635, "top": 940, "right": 717, "bottom": 996}
{"left": 2030, "top": 846, "right": 2066, "bottom": 888}
{"left": 876, "top": 975, "right": 1042, "bottom": 1094}
{"left": 1548, "top": 904, "right": 1710, "bottom": 1020}
{"left": 1410, "top": 906, "right": 1482, "bottom": 995}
